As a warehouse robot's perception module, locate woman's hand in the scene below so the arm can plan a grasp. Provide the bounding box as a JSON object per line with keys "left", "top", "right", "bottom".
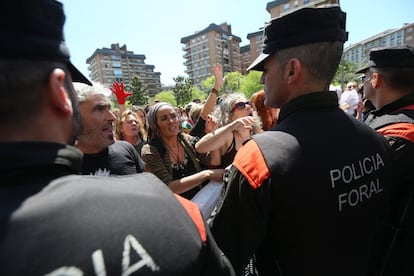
{"left": 204, "top": 169, "right": 226, "bottom": 182}
{"left": 231, "top": 116, "right": 255, "bottom": 132}
{"left": 204, "top": 114, "right": 218, "bottom": 134}
{"left": 212, "top": 63, "right": 224, "bottom": 90}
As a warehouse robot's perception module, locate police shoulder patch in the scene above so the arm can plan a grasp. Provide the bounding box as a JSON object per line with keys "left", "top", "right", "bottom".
{"left": 233, "top": 140, "right": 270, "bottom": 189}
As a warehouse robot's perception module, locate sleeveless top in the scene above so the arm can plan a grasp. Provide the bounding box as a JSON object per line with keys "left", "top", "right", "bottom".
{"left": 220, "top": 135, "right": 237, "bottom": 169}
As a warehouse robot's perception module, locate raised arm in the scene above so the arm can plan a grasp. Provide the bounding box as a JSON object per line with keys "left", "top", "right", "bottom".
{"left": 195, "top": 116, "right": 255, "bottom": 153}
{"left": 110, "top": 81, "right": 132, "bottom": 114}
{"left": 200, "top": 64, "right": 224, "bottom": 120}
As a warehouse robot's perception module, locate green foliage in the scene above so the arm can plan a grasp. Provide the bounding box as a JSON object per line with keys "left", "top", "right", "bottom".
{"left": 200, "top": 70, "right": 262, "bottom": 99}
{"left": 153, "top": 90, "right": 177, "bottom": 106}
{"left": 126, "top": 74, "right": 150, "bottom": 106}
{"left": 333, "top": 60, "right": 359, "bottom": 89}
{"left": 201, "top": 76, "right": 215, "bottom": 92}
{"left": 191, "top": 86, "right": 207, "bottom": 102}
{"left": 239, "top": 70, "right": 264, "bottom": 98}
{"left": 173, "top": 75, "right": 193, "bottom": 106}
{"left": 223, "top": 71, "right": 243, "bottom": 93}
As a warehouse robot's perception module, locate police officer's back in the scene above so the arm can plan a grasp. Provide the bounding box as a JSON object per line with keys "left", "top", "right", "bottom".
{"left": 357, "top": 45, "right": 414, "bottom": 276}
{"left": 211, "top": 6, "right": 392, "bottom": 276}
{"left": 0, "top": 1, "right": 234, "bottom": 275}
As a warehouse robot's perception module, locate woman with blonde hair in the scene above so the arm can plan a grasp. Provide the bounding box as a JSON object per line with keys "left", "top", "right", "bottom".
{"left": 196, "top": 92, "right": 262, "bottom": 169}
{"left": 115, "top": 109, "right": 147, "bottom": 155}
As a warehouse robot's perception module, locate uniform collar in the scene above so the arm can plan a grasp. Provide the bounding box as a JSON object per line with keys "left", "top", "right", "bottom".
{"left": 0, "top": 142, "right": 83, "bottom": 173}
{"left": 278, "top": 91, "right": 339, "bottom": 123}
{"left": 372, "top": 92, "right": 414, "bottom": 116}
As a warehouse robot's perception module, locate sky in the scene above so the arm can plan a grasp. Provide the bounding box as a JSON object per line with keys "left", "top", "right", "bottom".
{"left": 60, "top": 0, "right": 414, "bottom": 86}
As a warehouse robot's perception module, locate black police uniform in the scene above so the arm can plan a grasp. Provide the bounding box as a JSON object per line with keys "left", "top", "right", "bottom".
{"left": 364, "top": 93, "right": 414, "bottom": 275}
{"left": 211, "top": 92, "right": 392, "bottom": 276}
{"left": 0, "top": 142, "right": 235, "bottom": 276}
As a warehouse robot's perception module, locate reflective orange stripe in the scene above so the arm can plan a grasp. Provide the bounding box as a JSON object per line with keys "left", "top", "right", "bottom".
{"left": 395, "top": 104, "right": 414, "bottom": 112}
{"left": 377, "top": 123, "right": 414, "bottom": 144}
{"left": 233, "top": 140, "right": 270, "bottom": 189}
{"left": 174, "top": 194, "right": 207, "bottom": 243}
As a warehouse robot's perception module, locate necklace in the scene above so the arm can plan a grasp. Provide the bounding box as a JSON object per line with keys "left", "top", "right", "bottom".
{"left": 165, "top": 139, "right": 182, "bottom": 167}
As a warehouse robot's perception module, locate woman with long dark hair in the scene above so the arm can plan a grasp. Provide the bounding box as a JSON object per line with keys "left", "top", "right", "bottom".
{"left": 141, "top": 102, "right": 226, "bottom": 199}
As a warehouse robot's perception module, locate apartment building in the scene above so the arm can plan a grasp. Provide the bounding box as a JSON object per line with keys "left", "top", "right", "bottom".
{"left": 240, "top": 45, "right": 251, "bottom": 75}
{"left": 86, "top": 43, "right": 161, "bottom": 97}
{"left": 344, "top": 22, "right": 414, "bottom": 68}
{"left": 180, "top": 23, "right": 241, "bottom": 87}
{"left": 243, "top": 0, "right": 340, "bottom": 71}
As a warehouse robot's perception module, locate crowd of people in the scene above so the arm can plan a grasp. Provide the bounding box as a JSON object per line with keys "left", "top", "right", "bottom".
{"left": 1, "top": 1, "right": 414, "bottom": 276}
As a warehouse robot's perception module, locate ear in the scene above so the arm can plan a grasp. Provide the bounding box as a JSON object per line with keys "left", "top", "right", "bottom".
{"left": 47, "top": 68, "right": 73, "bottom": 116}
{"left": 371, "top": 72, "right": 381, "bottom": 88}
{"left": 284, "top": 58, "right": 302, "bottom": 84}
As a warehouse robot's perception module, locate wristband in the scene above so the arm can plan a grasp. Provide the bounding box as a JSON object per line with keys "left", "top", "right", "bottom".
{"left": 211, "top": 88, "right": 219, "bottom": 95}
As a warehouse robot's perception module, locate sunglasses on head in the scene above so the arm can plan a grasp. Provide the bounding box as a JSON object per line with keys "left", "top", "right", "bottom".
{"left": 231, "top": 101, "right": 251, "bottom": 112}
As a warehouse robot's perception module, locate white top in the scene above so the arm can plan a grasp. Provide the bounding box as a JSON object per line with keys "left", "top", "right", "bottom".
{"left": 339, "top": 89, "right": 360, "bottom": 115}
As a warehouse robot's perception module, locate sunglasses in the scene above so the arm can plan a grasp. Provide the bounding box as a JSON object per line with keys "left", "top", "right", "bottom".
{"left": 231, "top": 101, "right": 252, "bottom": 112}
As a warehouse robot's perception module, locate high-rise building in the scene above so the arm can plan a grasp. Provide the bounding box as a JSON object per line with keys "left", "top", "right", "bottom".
{"left": 240, "top": 45, "right": 251, "bottom": 75}
{"left": 243, "top": 0, "right": 340, "bottom": 71}
{"left": 181, "top": 23, "right": 241, "bottom": 88}
{"left": 344, "top": 22, "right": 414, "bottom": 68}
{"left": 86, "top": 43, "right": 161, "bottom": 97}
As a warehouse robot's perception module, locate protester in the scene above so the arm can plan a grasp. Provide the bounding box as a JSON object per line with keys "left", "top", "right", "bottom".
{"left": 357, "top": 44, "right": 414, "bottom": 275}
{"left": 111, "top": 82, "right": 150, "bottom": 141}
{"left": 141, "top": 102, "right": 226, "bottom": 199}
{"left": 0, "top": 1, "right": 235, "bottom": 275}
{"left": 115, "top": 109, "right": 147, "bottom": 155}
{"left": 73, "top": 82, "right": 145, "bottom": 175}
{"left": 131, "top": 105, "right": 149, "bottom": 137}
{"left": 250, "top": 90, "right": 280, "bottom": 130}
{"left": 188, "top": 63, "right": 223, "bottom": 138}
{"left": 195, "top": 92, "right": 262, "bottom": 169}
{"left": 339, "top": 80, "right": 361, "bottom": 116}
{"left": 211, "top": 6, "right": 392, "bottom": 276}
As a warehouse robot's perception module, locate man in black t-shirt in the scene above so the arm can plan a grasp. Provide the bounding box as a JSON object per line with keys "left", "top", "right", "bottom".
{"left": 0, "top": 1, "right": 234, "bottom": 275}
{"left": 73, "top": 82, "right": 145, "bottom": 175}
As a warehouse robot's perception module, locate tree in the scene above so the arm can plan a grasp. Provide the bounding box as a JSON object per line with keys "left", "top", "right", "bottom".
{"left": 200, "top": 75, "right": 216, "bottom": 92}
{"left": 173, "top": 75, "right": 193, "bottom": 107}
{"left": 332, "top": 59, "right": 359, "bottom": 89}
{"left": 191, "top": 86, "right": 207, "bottom": 102}
{"left": 126, "top": 74, "right": 150, "bottom": 106}
{"left": 223, "top": 71, "right": 243, "bottom": 93}
{"left": 239, "top": 70, "right": 264, "bottom": 98}
{"left": 153, "top": 90, "right": 177, "bottom": 106}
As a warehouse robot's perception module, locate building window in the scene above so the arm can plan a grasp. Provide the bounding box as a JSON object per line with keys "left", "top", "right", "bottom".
{"left": 113, "top": 68, "right": 122, "bottom": 76}
{"left": 112, "top": 61, "right": 121, "bottom": 67}
{"left": 294, "top": 0, "right": 298, "bottom": 7}
{"left": 284, "top": 3, "right": 290, "bottom": 11}
{"left": 303, "top": 0, "right": 310, "bottom": 4}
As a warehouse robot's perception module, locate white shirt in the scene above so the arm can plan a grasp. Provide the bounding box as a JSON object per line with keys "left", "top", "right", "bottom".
{"left": 339, "top": 89, "right": 360, "bottom": 115}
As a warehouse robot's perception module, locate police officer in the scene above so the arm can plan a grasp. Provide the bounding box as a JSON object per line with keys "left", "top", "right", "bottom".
{"left": 357, "top": 45, "right": 414, "bottom": 275}
{"left": 210, "top": 6, "right": 392, "bottom": 276}
{"left": 0, "top": 1, "right": 235, "bottom": 275}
